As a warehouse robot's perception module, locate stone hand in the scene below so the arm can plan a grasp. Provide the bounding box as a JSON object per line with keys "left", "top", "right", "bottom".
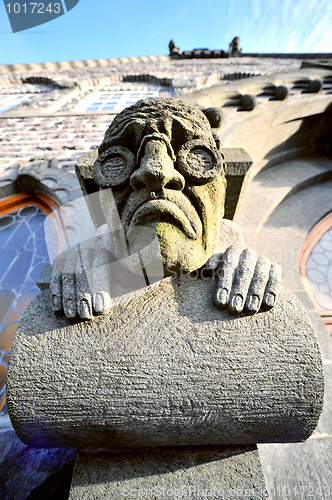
{"left": 50, "top": 240, "right": 112, "bottom": 320}
{"left": 214, "top": 245, "right": 282, "bottom": 314}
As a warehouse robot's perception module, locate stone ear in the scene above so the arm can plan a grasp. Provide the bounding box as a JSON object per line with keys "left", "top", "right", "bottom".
{"left": 75, "top": 151, "right": 107, "bottom": 229}
{"left": 213, "top": 133, "right": 221, "bottom": 150}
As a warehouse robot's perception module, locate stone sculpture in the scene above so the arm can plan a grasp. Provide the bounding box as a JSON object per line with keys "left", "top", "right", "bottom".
{"left": 168, "top": 39, "right": 180, "bottom": 57}
{"left": 50, "top": 98, "right": 281, "bottom": 319}
{"left": 229, "top": 36, "right": 242, "bottom": 56}
{"left": 7, "top": 98, "right": 324, "bottom": 454}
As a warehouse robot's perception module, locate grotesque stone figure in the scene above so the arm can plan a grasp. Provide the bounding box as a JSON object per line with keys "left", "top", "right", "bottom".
{"left": 229, "top": 36, "right": 242, "bottom": 57}
{"left": 8, "top": 99, "right": 324, "bottom": 456}
{"left": 50, "top": 98, "right": 281, "bottom": 319}
{"left": 168, "top": 39, "right": 180, "bottom": 56}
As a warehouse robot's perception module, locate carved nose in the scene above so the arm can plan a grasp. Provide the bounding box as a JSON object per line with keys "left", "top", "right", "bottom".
{"left": 130, "top": 140, "right": 185, "bottom": 191}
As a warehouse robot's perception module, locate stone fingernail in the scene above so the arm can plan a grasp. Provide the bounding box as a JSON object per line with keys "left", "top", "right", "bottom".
{"left": 51, "top": 294, "right": 61, "bottom": 311}
{"left": 78, "top": 298, "right": 92, "bottom": 319}
{"left": 94, "top": 293, "right": 105, "bottom": 313}
{"left": 217, "top": 288, "right": 228, "bottom": 305}
{"left": 232, "top": 294, "right": 243, "bottom": 311}
{"left": 265, "top": 293, "right": 275, "bottom": 307}
{"left": 248, "top": 295, "right": 259, "bottom": 311}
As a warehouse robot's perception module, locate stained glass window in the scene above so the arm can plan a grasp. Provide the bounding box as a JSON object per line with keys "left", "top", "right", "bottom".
{"left": 299, "top": 212, "right": 332, "bottom": 335}
{"left": 306, "top": 227, "right": 332, "bottom": 311}
{"left": 0, "top": 196, "right": 55, "bottom": 414}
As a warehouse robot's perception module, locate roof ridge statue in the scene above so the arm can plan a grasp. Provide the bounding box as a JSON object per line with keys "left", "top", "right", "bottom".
{"left": 229, "top": 36, "right": 242, "bottom": 57}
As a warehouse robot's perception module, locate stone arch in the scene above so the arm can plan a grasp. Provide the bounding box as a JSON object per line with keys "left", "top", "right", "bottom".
{"left": 0, "top": 158, "right": 81, "bottom": 204}
{"left": 0, "top": 157, "right": 95, "bottom": 257}
{"left": 299, "top": 212, "right": 332, "bottom": 334}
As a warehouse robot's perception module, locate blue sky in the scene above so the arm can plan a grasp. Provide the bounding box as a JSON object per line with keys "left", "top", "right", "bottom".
{"left": 0, "top": 0, "right": 332, "bottom": 64}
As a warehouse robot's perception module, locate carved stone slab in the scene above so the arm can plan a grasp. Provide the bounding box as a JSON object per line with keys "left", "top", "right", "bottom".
{"left": 69, "top": 446, "right": 269, "bottom": 500}
{"left": 7, "top": 275, "right": 324, "bottom": 449}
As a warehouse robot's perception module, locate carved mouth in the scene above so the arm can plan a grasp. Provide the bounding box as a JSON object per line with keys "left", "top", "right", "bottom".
{"left": 128, "top": 197, "right": 200, "bottom": 240}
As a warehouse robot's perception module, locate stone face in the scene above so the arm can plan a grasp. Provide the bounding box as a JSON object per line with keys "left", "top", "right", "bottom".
{"left": 75, "top": 147, "right": 252, "bottom": 227}
{"left": 7, "top": 274, "right": 324, "bottom": 450}
{"left": 69, "top": 446, "right": 269, "bottom": 500}
{"left": 94, "top": 98, "right": 227, "bottom": 276}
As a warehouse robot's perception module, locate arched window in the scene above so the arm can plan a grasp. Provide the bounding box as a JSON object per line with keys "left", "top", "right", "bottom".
{"left": 0, "top": 193, "right": 58, "bottom": 413}
{"left": 299, "top": 212, "right": 332, "bottom": 334}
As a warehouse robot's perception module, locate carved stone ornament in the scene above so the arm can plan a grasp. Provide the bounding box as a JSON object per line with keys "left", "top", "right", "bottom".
{"left": 47, "top": 98, "right": 282, "bottom": 319}
{"left": 6, "top": 98, "right": 324, "bottom": 451}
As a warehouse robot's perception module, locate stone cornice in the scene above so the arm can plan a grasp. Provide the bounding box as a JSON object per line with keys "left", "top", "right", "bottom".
{"left": 0, "top": 55, "right": 169, "bottom": 74}
{"left": 1, "top": 54, "right": 332, "bottom": 75}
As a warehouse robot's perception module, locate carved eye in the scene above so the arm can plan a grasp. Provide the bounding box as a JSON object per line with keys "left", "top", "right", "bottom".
{"left": 92, "top": 146, "right": 135, "bottom": 187}
{"left": 177, "top": 140, "right": 224, "bottom": 184}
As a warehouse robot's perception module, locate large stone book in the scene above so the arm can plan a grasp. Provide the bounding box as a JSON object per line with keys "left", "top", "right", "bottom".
{"left": 7, "top": 274, "right": 324, "bottom": 449}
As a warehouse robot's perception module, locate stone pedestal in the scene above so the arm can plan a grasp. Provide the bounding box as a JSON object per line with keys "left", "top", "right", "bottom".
{"left": 6, "top": 272, "right": 324, "bottom": 499}
{"left": 7, "top": 274, "right": 324, "bottom": 449}
{"left": 69, "top": 446, "right": 269, "bottom": 500}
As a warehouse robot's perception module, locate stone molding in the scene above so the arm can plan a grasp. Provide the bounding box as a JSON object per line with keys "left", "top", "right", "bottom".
{"left": 0, "top": 157, "right": 81, "bottom": 206}
{"left": 0, "top": 55, "right": 170, "bottom": 75}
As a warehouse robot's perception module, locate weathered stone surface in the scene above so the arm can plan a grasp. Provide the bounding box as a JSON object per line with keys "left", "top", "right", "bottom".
{"left": 259, "top": 437, "right": 332, "bottom": 500}
{"left": 36, "top": 263, "right": 53, "bottom": 291}
{"left": 93, "top": 98, "right": 227, "bottom": 277}
{"left": 222, "top": 147, "right": 252, "bottom": 220}
{"left": 69, "top": 446, "right": 269, "bottom": 500}
{"left": 75, "top": 147, "right": 252, "bottom": 228}
{"left": 7, "top": 274, "right": 323, "bottom": 450}
{"left": 234, "top": 157, "right": 332, "bottom": 498}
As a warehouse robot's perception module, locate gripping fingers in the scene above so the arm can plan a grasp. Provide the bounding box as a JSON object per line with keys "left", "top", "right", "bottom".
{"left": 50, "top": 268, "right": 63, "bottom": 312}
{"left": 263, "top": 263, "right": 282, "bottom": 309}
{"left": 50, "top": 252, "right": 68, "bottom": 311}
{"left": 62, "top": 250, "right": 79, "bottom": 318}
{"left": 214, "top": 245, "right": 242, "bottom": 307}
{"left": 91, "top": 246, "right": 113, "bottom": 315}
{"left": 228, "top": 249, "right": 257, "bottom": 314}
{"left": 76, "top": 246, "right": 93, "bottom": 320}
{"left": 245, "top": 256, "right": 271, "bottom": 314}
{"left": 93, "top": 291, "right": 112, "bottom": 315}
